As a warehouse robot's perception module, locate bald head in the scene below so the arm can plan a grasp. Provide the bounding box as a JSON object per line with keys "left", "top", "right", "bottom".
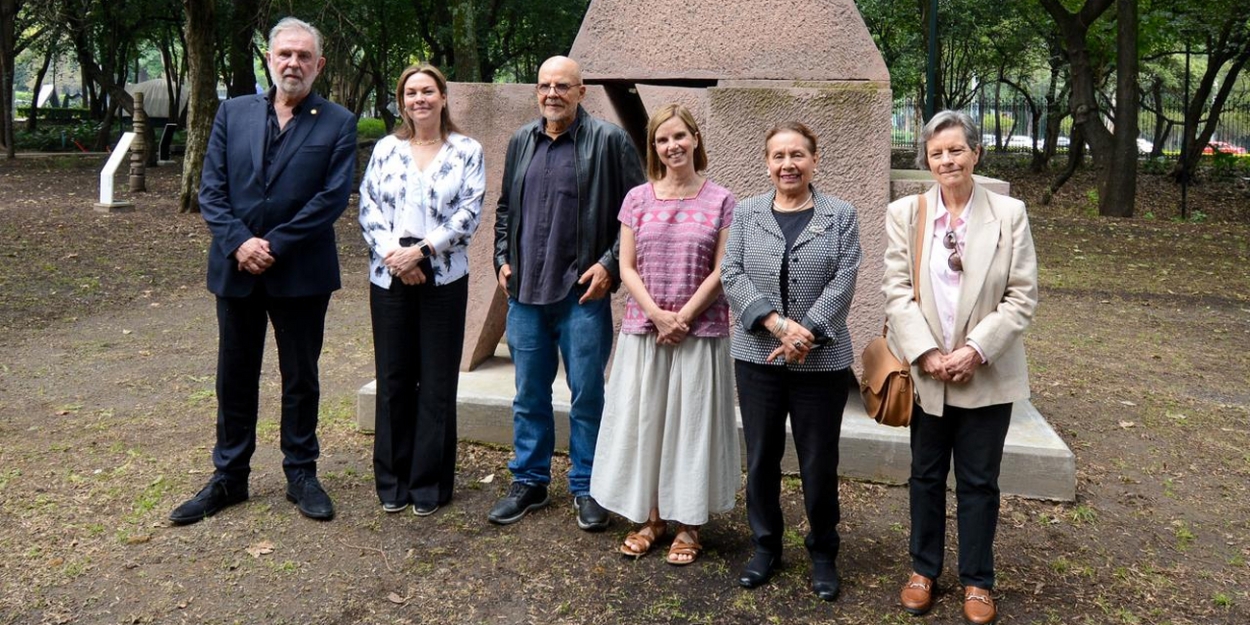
{"left": 539, "top": 56, "right": 582, "bottom": 83}
{"left": 536, "top": 56, "right": 586, "bottom": 135}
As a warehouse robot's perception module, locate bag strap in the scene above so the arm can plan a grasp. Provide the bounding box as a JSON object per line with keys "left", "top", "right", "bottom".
{"left": 881, "top": 193, "right": 930, "bottom": 339}
{"left": 912, "top": 193, "right": 927, "bottom": 304}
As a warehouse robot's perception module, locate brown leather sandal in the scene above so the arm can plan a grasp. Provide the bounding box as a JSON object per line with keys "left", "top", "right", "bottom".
{"left": 666, "top": 525, "right": 702, "bottom": 566}
{"left": 620, "top": 520, "right": 667, "bottom": 558}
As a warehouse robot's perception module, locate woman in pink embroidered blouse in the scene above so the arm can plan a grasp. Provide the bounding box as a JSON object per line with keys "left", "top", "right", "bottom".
{"left": 589, "top": 104, "right": 739, "bottom": 566}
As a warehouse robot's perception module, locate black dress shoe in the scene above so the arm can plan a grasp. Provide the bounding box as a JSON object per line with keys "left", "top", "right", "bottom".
{"left": 169, "top": 478, "right": 248, "bottom": 525}
{"left": 812, "top": 560, "right": 840, "bottom": 601}
{"left": 487, "top": 482, "right": 549, "bottom": 525}
{"left": 573, "top": 495, "right": 609, "bottom": 531}
{"left": 286, "top": 475, "right": 334, "bottom": 520}
{"left": 738, "top": 551, "right": 781, "bottom": 588}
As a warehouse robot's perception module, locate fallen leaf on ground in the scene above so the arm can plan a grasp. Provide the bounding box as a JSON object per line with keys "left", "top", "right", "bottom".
{"left": 1118, "top": 421, "right": 1136, "bottom": 429}
{"left": 479, "top": 473, "right": 494, "bottom": 484}
{"left": 387, "top": 592, "right": 408, "bottom": 605}
{"left": 246, "top": 540, "right": 275, "bottom": 558}
{"left": 1119, "top": 400, "right": 1136, "bottom": 406}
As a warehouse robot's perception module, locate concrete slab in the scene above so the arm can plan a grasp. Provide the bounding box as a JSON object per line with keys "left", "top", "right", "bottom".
{"left": 357, "top": 346, "right": 1075, "bottom": 502}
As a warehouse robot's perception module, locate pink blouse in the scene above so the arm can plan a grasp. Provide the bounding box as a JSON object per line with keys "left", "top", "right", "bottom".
{"left": 618, "top": 180, "right": 735, "bottom": 337}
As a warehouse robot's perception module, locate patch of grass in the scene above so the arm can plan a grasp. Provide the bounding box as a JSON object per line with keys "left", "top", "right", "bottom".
{"left": 186, "top": 388, "right": 214, "bottom": 405}
{"left": 125, "top": 475, "right": 172, "bottom": 523}
{"left": 1051, "top": 556, "right": 1071, "bottom": 574}
{"left": 1213, "top": 592, "right": 1232, "bottom": 608}
{"left": 1070, "top": 504, "right": 1097, "bottom": 525}
{"left": 267, "top": 560, "right": 300, "bottom": 574}
{"left": 255, "top": 417, "right": 279, "bottom": 439}
{"left": 1173, "top": 521, "right": 1195, "bottom": 550}
{"left": 0, "top": 468, "right": 20, "bottom": 490}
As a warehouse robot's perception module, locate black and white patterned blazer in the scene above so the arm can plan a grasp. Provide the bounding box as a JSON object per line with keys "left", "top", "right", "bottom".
{"left": 721, "top": 187, "right": 862, "bottom": 371}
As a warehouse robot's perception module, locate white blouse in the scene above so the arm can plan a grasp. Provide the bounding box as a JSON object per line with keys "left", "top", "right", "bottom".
{"left": 358, "top": 132, "right": 486, "bottom": 287}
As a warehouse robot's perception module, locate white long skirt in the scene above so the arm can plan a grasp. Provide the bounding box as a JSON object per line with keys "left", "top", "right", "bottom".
{"left": 589, "top": 333, "right": 740, "bottom": 525}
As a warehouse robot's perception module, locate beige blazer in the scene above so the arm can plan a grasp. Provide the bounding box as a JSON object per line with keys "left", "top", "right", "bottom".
{"left": 882, "top": 183, "right": 1038, "bottom": 416}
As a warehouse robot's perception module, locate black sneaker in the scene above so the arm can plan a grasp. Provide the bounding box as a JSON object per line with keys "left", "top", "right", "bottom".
{"left": 573, "top": 495, "right": 609, "bottom": 531}
{"left": 286, "top": 475, "right": 335, "bottom": 520}
{"left": 169, "top": 477, "right": 248, "bottom": 525}
{"left": 381, "top": 501, "right": 408, "bottom": 513}
{"left": 487, "top": 482, "right": 549, "bottom": 525}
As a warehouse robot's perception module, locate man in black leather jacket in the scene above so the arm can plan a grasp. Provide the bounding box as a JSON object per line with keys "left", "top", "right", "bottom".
{"left": 489, "top": 56, "right": 645, "bottom": 530}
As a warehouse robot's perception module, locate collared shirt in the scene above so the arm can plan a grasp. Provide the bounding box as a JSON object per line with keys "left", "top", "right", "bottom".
{"left": 263, "top": 88, "right": 307, "bottom": 183}
{"left": 929, "top": 187, "right": 985, "bottom": 361}
{"left": 516, "top": 116, "right": 581, "bottom": 305}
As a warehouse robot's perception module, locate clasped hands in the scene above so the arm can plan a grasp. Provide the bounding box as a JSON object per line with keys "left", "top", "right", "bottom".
{"left": 764, "top": 313, "right": 815, "bottom": 364}
{"left": 235, "top": 237, "right": 274, "bottom": 275}
{"left": 919, "top": 345, "right": 981, "bottom": 384}
{"left": 383, "top": 245, "right": 427, "bottom": 285}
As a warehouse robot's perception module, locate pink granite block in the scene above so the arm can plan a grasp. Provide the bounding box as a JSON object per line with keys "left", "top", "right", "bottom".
{"left": 570, "top": 0, "right": 888, "bottom": 82}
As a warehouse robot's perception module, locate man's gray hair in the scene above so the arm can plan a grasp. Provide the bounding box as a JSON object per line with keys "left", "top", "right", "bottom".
{"left": 269, "top": 17, "right": 323, "bottom": 58}
{"left": 915, "top": 110, "right": 981, "bottom": 170}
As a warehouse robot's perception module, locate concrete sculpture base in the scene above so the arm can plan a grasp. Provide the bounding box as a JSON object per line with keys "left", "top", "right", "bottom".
{"left": 356, "top": 344, "right": 1076, "bottom": 502}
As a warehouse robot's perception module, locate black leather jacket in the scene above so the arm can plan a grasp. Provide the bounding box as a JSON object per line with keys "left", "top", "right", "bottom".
{"left": 493, "top": 106, "right": 645, "bottom": 298}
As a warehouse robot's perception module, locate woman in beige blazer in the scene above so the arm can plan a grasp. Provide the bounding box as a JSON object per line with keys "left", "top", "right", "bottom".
{"left": 883, "top": 110, "right": 1038, "bottom": 625}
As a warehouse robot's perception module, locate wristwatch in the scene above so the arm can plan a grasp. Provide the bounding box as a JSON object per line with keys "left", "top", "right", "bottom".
{"left": 418, "top": 241, "right": 433, "bottom": 258}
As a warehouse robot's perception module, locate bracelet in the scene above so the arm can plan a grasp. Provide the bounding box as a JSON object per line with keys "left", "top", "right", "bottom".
{"left": 771, "top": 316, "right": 788, "bottom": 335}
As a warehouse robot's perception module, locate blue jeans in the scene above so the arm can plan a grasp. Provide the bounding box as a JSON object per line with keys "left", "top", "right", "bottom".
{"left": 506, "top": 291, "right": 613, "bottom": 495}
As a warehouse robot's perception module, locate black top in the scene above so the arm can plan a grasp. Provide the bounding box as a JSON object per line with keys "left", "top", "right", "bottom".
{"left": 773, "top": 207, "right": 815, "bottom": 317}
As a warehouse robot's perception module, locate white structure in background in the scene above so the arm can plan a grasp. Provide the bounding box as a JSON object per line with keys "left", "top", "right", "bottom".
{"left": 94, "top": 132, "right": 136, "bottom": 213}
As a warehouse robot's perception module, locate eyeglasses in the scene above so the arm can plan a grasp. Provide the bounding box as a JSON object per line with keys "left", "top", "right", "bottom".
{"left": 943, "top": 230, "right": 963, "bottom": 272}
{"left": 535, "top": 82, "right": 580, "bottom": 96}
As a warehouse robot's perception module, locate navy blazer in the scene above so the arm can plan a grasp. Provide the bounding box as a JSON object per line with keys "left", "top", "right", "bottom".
{"left": 199, "top": 91, "right": 357, "bottom": 298}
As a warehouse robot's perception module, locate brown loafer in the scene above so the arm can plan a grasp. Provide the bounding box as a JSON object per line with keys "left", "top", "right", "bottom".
{"left": 900, "top": 572, "right": 934, "bottom": 615}
{"left": 963, "top": 586, "right": 996, "bottom": 624}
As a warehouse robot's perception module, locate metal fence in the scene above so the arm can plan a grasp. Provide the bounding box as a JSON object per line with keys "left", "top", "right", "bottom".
{"left": 891, "top": 92, "right": 1250, "bottom": 156}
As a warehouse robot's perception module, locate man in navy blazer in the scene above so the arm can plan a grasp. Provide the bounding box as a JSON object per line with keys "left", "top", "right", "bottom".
{"left": 170, "top": 17, "right": 357, "bottom": 525}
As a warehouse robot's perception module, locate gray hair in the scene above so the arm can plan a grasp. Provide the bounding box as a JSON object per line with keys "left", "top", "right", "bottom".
{"left": 915, "top": 109, "right": 981, "bottom": 170}
{"left": 269, "top": 17, "right": 323, "bottom": 58}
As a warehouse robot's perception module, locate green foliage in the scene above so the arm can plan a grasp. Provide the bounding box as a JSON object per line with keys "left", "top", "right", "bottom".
{"left": 1208, "top": 151, "right": 1244, "bottom": 180}
{"left": 16, "top": 107, "right": 93, "bottom": 123}
{"left": 13, "top": 121, "right": 102, "bottom": 152}
{"left": 357, "top": 117, "right": 387, "bottom": 140}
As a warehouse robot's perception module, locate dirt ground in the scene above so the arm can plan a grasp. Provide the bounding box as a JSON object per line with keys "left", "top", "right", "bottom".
{"left": 0, "top": 156, "right": 1247, "bottom": 625}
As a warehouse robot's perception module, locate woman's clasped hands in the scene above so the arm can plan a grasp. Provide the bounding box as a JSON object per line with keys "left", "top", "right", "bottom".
{"left": 919, "top": 345, "right": 981, "bottom": 384}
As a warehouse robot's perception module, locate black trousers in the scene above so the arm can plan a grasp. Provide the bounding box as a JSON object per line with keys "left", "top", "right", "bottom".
{"left": 211, "top": 288, "right": 331, "bottom": 484}
{"left": 370, "top": 275, "right": 467, "bottom": 507}
{"left": 735, "top": 360, "right": 849, "bottom": 562}
{"left": 908, "top": 402, "right": 1013, "bottom": 589}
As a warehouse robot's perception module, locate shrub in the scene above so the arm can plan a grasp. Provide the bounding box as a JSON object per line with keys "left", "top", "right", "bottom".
{"left": 357, "top": 117, "right": 387, "bottom": 140}
{"left": 16, "top": 107, "right": 92, "bottom": 123}
{"left": 13, "top": 121, "right": 102, "bottom": 152}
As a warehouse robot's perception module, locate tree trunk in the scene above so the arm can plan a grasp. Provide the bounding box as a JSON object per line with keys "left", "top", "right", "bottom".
{"left": 228, "top": 0, "right": 259, "bottom": 97}
{"left": 451, "top": 0, "right": 481, "bottom": 82}
{"left": 26, "top": 39, "right": 56, "bottom": 132}
{"left": 0, "top": 0, "right": 18, "bottom": 158}
{"left": 180, "top": 0, "right": 218, "bottom": 214}
{"left": 1100, "top": 0, "right": 1138, "bottom": 218}
{"left": 1039, "top": 0, "right": 1115, "bottom": 167}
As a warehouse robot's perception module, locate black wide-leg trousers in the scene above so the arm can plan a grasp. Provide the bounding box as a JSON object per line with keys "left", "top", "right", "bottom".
{"left": 370, "top": 275, "right": 467, "bottom": 508}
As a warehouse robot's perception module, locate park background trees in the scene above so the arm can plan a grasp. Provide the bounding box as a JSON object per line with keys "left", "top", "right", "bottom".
{"left": 2, "top": 0, "right": 1249, "bottom": 218}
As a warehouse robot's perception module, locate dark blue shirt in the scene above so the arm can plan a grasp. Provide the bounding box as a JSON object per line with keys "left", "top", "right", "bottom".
{"left": 517, "top": 116, "right": 581, "bottom": 305}
{"left": 263, "top": 89, "right": 308, "bottom": 186}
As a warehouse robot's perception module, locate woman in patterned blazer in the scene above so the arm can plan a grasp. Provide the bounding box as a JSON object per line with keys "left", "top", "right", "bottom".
{"left": 358, "top": 64, "right": 485, "bottom": 516}
{"left": 720, "top": 122, "right": 862, "bottom": 601}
